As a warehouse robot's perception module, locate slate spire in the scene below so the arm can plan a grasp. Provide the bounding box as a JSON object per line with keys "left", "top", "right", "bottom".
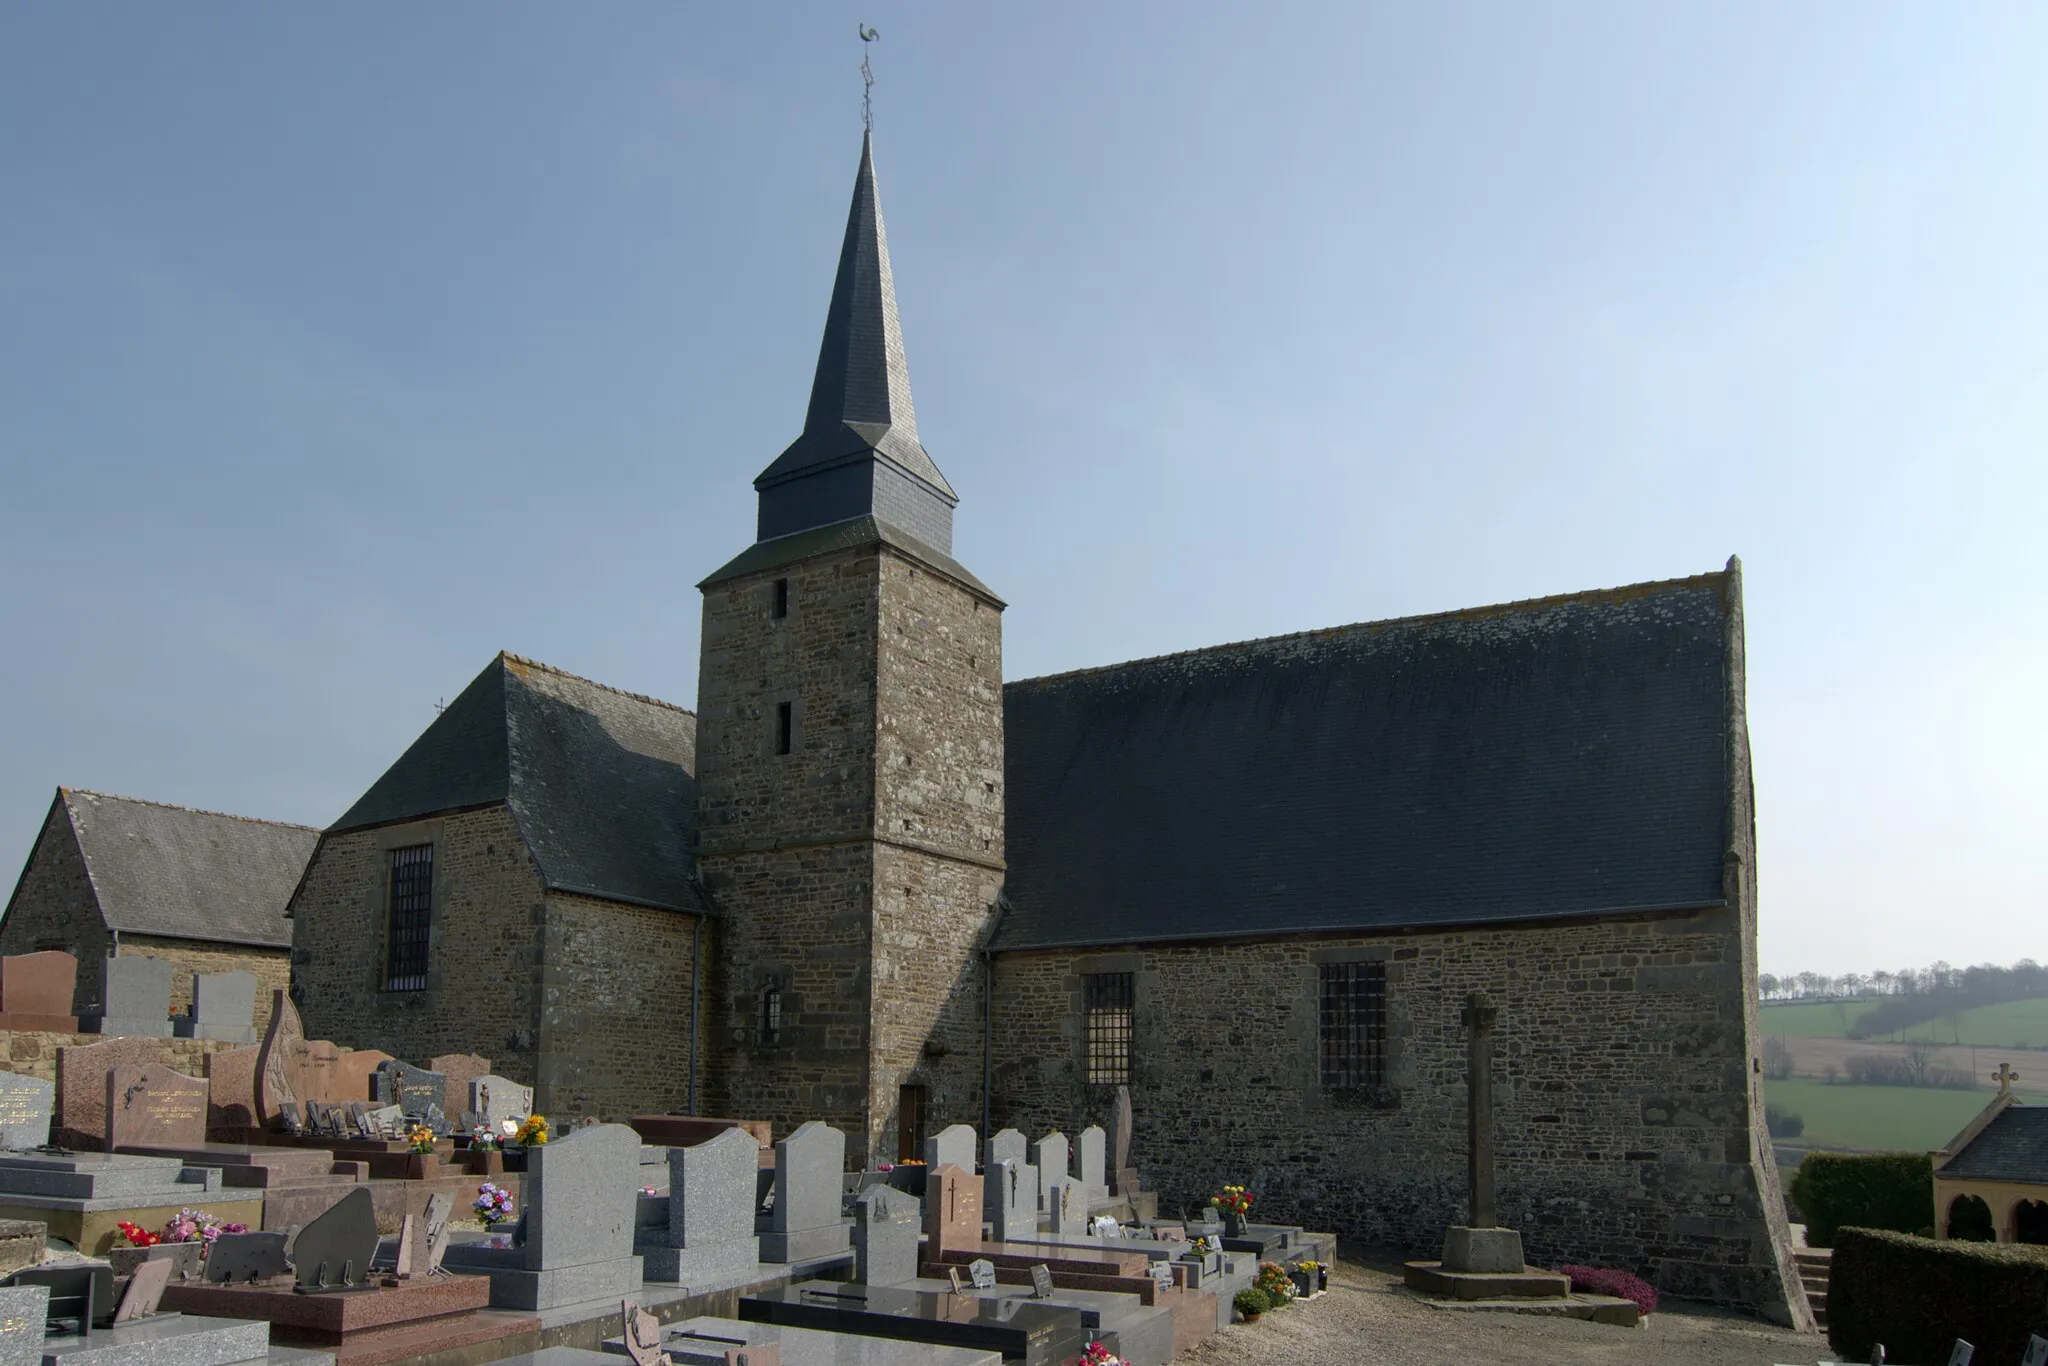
{"left": 753, "top": 132, "right": 959, "bottom": 552}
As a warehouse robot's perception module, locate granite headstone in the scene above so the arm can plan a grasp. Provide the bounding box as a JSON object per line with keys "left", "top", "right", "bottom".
{"left": 643, "top": 1126, "right": 760, "bottom": 1284}
{"left": 851, "top": 1184, "right": 918, "bottom": 1287}
{"left": 0, "top": 1074, "right": 53, "bottom": 1149}
{"left": 925, "top": 1163, "right": 980, "bottom": 1256}
{"left": 293, "top": 1186, "right": 380, "bottom": 1291}
{"left": 205, "top": 1232, "right": 292, "bottom": 1284}
{"left": 1076, "top": 1126, "right": 1106, "bottom": 1202}
{"left": 1032, "top": 1132, "right": 1068, "bottom": 1212}
{"left": 93, "top": 956, "right": 173, "bottom": 1037}
{"left": 105, "top": 1062, "right": 208, "bottom": 1150}
{"left": 0, "top": 1284, "right": 47, "bottom": 1366}
{"left": 759, "top": 1121, "right": 849, "bottom": 1263}
{"left": 472, "top": 1075, "right": 534, "bottom": 1128}
{"left": 176, "top": 971, "right": 257, "bottom": 1043}
{"left": 923, "top": 1123, "right": 977, "bottom": 1173}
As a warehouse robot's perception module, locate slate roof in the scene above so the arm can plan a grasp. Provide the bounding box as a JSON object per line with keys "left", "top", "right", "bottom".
{"left": 698, "top": 513, "right": 1000, "bottom": 602}
{"left": 994, "top": 565, "right": 1741, "bottom": 950}
{"left": 1941, "top": 1105, "right": 2048, "bottom": 1185}
{"left": 56, "top": 790, "right": 317, "bottom": 948}
{"left": 755, "top": 131, "right": 955, "bottom": 504}
{"left": 328, "top": 653, "right": 702, "bottom": 915}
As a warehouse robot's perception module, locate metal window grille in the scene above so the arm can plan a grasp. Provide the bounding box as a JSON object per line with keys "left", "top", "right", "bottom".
{"left": 1084, "top": 972, "right": 1134, "bottom": 1085}
{"left": 1319, "top": 961, "right": 1387, "bottom": 1087}
{"left": 760, "top": 987, "right": 783, "bottom": 1046}
{"left": 383, "top": 844, "right": 433, "bottom": 992}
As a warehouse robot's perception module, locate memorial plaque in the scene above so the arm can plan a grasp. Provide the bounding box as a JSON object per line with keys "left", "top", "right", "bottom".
{"left": 0, "top": 1074, "right": 53, "bottom": 1149}
{"left": 113, "top": 1256, "right": 172, "bottom": 1322}
{"left": 293, "top": 1186, "right": 379, "bottom": 1291}
{"left": 392, "top": 1216, "right": 415, "bottom": 1277}
{"left": 421, "top": 1191, "right": 454, "bottom": 1274}
{"left": 105, "top": 1062, "right": 209, "bottom": 1150}
{"left": 1149, "top": 1260, "right": 1176, "bottom": 1293}
{"left": 622, "top": 1299, "right": 665, "bottom": 1366}
{"left": 1029, "top": 1264, "right": 1056, "bottom": 1300}
{"left": 946, "top": 1266, "right": 964, "bottom": 1294}
{"left": 206, "top": 1231, "right": 292, "bottom": 1284}
{"left": 1947, "top": 1343, "right": 1974, "bottom": 1366}
{"left": 968, "top": 1258, "right": 997, "bottom": 1290}
{"left": 2022, "top": 1335, "right": 2048, "bottom": 1366}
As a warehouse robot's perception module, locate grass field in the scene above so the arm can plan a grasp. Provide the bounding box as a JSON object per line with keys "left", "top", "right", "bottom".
{"left": 1762, "top": 996, "right": 2048, "bottom": 1047}
{"left": 1765, "top": 1078, "right": 2048, "bottom": 1153}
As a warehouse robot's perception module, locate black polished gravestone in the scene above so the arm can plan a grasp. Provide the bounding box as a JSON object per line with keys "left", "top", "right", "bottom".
{"left": 740, "top": 1283, "right": 1088, "bottom": 1366}
{"left": 206, "top": 1231, "right": 293, "bottom": 1284}
{"left": 293, "top": 1185, "right": 380, "bottom": 1292}
{"left": 375, "top": 1061, "right": 449, "bottom": 1125}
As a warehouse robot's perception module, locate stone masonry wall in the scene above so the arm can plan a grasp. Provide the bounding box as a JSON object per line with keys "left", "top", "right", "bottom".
{"left": 0, "top": 1031, "right": 240, "bottom": 1084}
{"left": 697, "top": 545, "right": 883, "bottom": 1147}
{"left": 0, "top": 799, "right": 115, "bottom": 1014}
{"left": 866, "top": 551, "right": 1006, "bottom": 1163}
{"left": 290, "top": 806, "right": 546, "bottom": 1089}
{"left": 990, "top": 908, "right": 1797, "bottom": 1317}
{"left": 116, "top": 935, "right": 289, "bottom": 1035}
{"left": 535, "top": 890, "right": 698, "bottom": 1120}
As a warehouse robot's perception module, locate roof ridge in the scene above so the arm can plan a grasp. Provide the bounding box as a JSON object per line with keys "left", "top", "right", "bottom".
{"left": 498, "top": 651, "right": 695, "bottom": 718}
{"left": 60, "top": 787, "right": 322, "bottom": 832}
{"left": 1006, "top": 566, "right": 1732, "bottom": 691}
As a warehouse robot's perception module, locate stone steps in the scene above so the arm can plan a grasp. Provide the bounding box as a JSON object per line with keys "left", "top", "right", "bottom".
{"left": 1794, "top": 1247, "right": 1831, "bottom": 1326}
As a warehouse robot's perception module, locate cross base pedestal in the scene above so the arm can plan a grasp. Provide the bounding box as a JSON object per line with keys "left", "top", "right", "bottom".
{"left": 1441, "top": 1225, "right": 1524, "bottom": 1273}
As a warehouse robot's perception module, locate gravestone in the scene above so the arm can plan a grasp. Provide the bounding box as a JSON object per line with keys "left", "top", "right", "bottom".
{"left": 1076, "top": 1127, "right": 1106, "bottom": 1203}
{"left": 1032, "top": 1132, "right": 1068, "bottom": 1212}
{"left": 294, "top": 1185, "right": 379, "bottom": 1291}
{"left": 375, "top": 1061, "right": 448, "bottom": 1121}
{"left": 472, "top": 1075, "right": 534, "bottom": 1128}
{"left": 984, "top": 1129, "right": 1026, "bottom": 1177}
{"left": 967, "top": 1258, "right": 997, "bottom": 1290}
{"left": 923, "top": 1123, "right": 977, "bottom": 1173}
{"left": 1107, "top": 1086, "right": 1133, "bottom": 1191}
{"left": 925, "top": 1163, "right": 980, "bottom": 1256}
{"left": 0, "top": 1284, "right": 48, "bottom": 1366}
{"left": 0, "top": 1074, "right": 53, "bottom": 1149}
{"left": 205, "top": 1231, "right": 293, "bottom": 1284}
{"left": 443, "top": 1122, "right": 644, "bottom": 1310}
{"left": 1048, "top": 1181, "right": 1088, "bottom": 1239}
{"left": 759, "top": 1121, "right": 849, "bottom": 1263}
{"left": 203, "top": 1045, "right": 259, "bottom": 1136}
{"left": 113, "top": 1256, "right": 172, "bottom": 1321}
{"left": 91, "top": 956, "right": 173, "bottom": 1037}
{"left": 175, "top": 971, "right": 257, "bottom": 1043}
{"left": 1947, "top": 1343, "right": 1973, "bottom": 1366}
{"left": 54, "top": 1035, "right": 162, "bottom": 1149}
{"left": 1029, "top": 1264, "right": 1056, "bottom": 1300}
{"left": 642, "top": 1127, "right": 759, "bottom": 1284}
{"left": 2022, "top": 1335, "right": 2048, "bottom": 1366}
{"left": 985, "top": 1159, "right": 1037, "bottom": 1243}
{"left": 0, "top": 952, "right": 78, "bottom": 1029}
{"left": 254, "top": 989, "right": 306, "bottom": 1128}
{"left": 105, "top": 1062, "right": 209, "bottom": 1150}
{"left": 393, "top": 1216, "right": 415, "bottom": 1278}
{"left": 325, "top": 1048, "right": 396, "bottom": 1107}
{"left": 850, "top": 1185, "right": 918, "bottom": 1287}
{"left": 427, "top": 1053, "right": 490, "bottom": 1115}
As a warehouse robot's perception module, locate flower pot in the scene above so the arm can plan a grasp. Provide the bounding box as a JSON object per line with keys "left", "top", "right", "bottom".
{"left": 1290, "top": 1270, "right": 1315, "bottom": 1299}
{"left": 405, "top": 1153, "right": 439, "bottom": 1179}
{"left": 1222, "top": 1212, "right": 1249, "bottom": 1238}
{"left": 1240, "top": 1311, "right": 1261, "bottom": 1324}
{"left": 465, "top": 1149, "right": 505, "bottom": 1177}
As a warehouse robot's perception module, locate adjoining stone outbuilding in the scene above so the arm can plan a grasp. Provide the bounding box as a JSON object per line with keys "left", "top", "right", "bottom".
{"left": 1933, "top": 1084, "right": 2048, "bottom": 1244}
{"left": 286, "top": 651, "right": 704, "bottom": 1119}
{"left": 0, "top": 789, "right": 311, "bottom": 1027}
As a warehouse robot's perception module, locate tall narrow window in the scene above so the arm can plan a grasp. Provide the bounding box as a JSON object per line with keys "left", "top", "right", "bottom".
{"left": 1083, "top": 972, "right": 1134, "bottom": 1086}
{"left": 759, "top": 987, "right": 783, "bottom": 1046}
{"left": 775, "top": 702, "right": 793, "bottom": 756}
{"left": 772, "top": 578, "right": 790, "bottom": 619}
{"left": 384, "top": 844, "right": 434, "bottom": 992}
{"left": 1319, "top": 961, "right": 1387, "bottom": 1087}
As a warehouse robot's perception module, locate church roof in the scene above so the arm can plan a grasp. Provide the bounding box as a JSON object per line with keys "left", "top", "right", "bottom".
{"left": 755, "top": 131, "right": 953, "bottom": 504}
{"left": 50, "top": 790, "right": 316, "bottom": 948}
{"left": 1940, "top": 1104, "right": 2048, "bottom": 1185}
{"left": 329, "top": 653, "right": 701, "bottom": 915}
{"left": 994, "top": 565, "right": 1743, "bottom": 950}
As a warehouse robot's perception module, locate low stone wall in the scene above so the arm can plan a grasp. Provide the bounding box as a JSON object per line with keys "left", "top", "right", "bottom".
{"left": 0, "top": 1029, "right": 241, "bottom": 1083}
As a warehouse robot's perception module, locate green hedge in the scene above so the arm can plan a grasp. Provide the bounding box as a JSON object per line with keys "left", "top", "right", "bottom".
{"left": 1788, "top": 1152, "right": 1934, "bottom": 1246}
{"left": 1829, "top": 1228, "right": 2048, "bottom": 1364}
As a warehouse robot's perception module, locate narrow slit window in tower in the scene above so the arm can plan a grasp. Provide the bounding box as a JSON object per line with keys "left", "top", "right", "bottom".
{"left": 775, "top": 702, "right": 793, "bottom": 756}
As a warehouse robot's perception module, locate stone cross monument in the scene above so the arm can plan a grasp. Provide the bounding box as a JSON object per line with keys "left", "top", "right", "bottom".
{"left": 1464, "top": 993, "right": 1498, "bottom": 1229}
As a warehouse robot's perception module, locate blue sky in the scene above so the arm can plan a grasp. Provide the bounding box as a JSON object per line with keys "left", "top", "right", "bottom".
{"left": 1, "top": 4, "right": 2041, "bottom": 978}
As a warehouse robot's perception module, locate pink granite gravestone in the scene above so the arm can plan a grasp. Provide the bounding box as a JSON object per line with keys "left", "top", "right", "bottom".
{"left": 106, "top": 1062, "right": 209, "bottom": 1150}
{"left": 0, "top": 951, "right": 80, "bottom": 1029}
{"left": 925, "top": 1163, "right": 981, "bottom": 1256}
{"left": 55, "top": 1035, "right": 163, "bottom": 1149}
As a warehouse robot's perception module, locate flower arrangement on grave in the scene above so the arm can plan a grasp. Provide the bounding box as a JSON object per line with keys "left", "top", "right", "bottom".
{"left": 115, "top": 1221, "right": 161, "bottom": 1248}
{"left": 1292, "top": 1259, "right": 1325, "bottom": 1297}
{"left": 513, "top": 1113, "right": 549, "bottom": 1147}
{"left": 474, "top": 1182, "right": 515, "bottom": 1226}
{"left": 1211, "top": 1185, "right": 1253, "bottom": 1216}
{"left": 161, "top": 1208, "right": 248, "bottom": 1249}
{"left": 1077, "top": 1342, "right": 1126, "bottom": 1366}
{"left": 1557, "top": 1265, "right": 1658, "bottom": 1316}
{"left": 469, "top": 1124, "right": 499, "bottom": 1151}
{"left": 407, "top": 1124, "right": 437, "bottom": 1155}
{"left": 1233, "top": 1287, "right": 1272, "bottom": 1322}
{"left": 1187, "top": 1236, "right": 1215, "bottom": 1255}
{"left": 1255, "top": 1260, "right": 1295, "bottom": 1307}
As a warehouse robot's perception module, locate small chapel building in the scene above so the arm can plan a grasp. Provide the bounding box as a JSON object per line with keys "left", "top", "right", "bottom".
{"left": 277, "top": 130, "right": 1802, "bottom": 1320}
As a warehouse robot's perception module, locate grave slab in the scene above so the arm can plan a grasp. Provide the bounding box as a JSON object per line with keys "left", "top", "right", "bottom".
{"left": 909, "top": 1276, "right": 1175, "bottom": 1366}
{"left": 36, "top": 1309, "right": 271, "bottom": 1366}
{"left": 740, "top": 1282, "right": 1087, "bottom": 1366}
{"left": 610, "top": 1313, "right": 1004, "bottom": 1366}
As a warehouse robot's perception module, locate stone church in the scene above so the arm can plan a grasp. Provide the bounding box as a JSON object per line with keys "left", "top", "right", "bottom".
{"left": 194, "top": 132, "right": 1798, "bottom": 1318}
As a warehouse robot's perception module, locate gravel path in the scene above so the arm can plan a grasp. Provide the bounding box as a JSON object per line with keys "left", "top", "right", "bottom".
{"left": 1176, "top": 1260, "right": 1830, "bottom": 1366}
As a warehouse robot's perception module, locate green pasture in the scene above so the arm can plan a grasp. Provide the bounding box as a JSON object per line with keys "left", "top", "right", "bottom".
{"left": 1762, "top": 996, "right": 2048, "bottom": 1047}
{"left": 1766, "top": 1078, "right": 2047, "bottom": 1154}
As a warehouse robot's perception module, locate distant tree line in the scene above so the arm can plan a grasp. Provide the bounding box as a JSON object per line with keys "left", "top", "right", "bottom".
{"left": 1758, "top": 958, "right": 2047, "bottom": 1041}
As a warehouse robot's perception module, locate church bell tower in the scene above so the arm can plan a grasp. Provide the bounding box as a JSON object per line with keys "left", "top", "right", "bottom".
{"left": 694, "top": 133, "right": 1006, "bottom": 1163}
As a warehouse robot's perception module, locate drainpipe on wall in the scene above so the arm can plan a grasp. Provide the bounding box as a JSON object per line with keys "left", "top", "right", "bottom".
{"left": 688, "top": 916, "right": 703, "bottom": 1116}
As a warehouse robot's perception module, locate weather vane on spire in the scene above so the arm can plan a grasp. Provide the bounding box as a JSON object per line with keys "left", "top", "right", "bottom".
{"left": 859, "top": 24, "right": 880, "bottom": 132}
